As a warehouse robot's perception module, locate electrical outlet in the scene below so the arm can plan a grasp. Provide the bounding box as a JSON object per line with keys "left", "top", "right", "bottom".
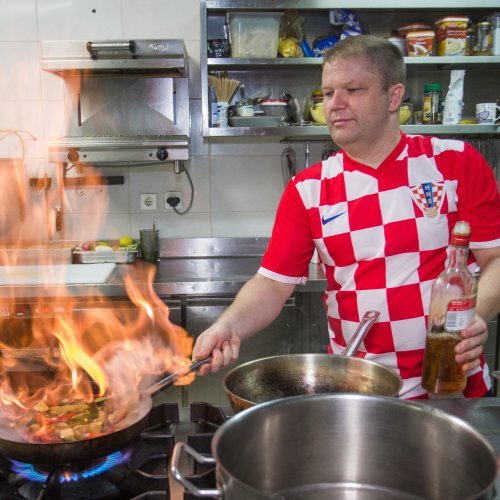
{"left": 140, "top": 193, "right": 157, "bottom": 210}
{"left": 165, "top": 191, "right": 183, "bottom": 210}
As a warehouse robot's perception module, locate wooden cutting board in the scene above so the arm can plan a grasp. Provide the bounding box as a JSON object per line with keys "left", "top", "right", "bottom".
{"left": 0, "top": 263, "right": 116, "bottom": 286}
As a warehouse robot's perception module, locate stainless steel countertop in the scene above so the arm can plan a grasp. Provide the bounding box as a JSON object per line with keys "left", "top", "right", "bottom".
{"left": 0, "top": 238, "right": 327, "bottom": 298}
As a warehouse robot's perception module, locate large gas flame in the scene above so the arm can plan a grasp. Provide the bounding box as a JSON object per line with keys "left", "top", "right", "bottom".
{"left": 0, "top": 158, "right": 193, "bottom": 445}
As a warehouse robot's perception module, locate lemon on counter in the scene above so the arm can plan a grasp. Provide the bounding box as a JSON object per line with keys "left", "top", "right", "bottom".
{"left": 119, "top": 236, "right": 134, "bottom": 246}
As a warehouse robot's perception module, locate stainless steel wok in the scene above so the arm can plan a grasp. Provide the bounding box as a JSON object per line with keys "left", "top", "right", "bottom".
{"left": 223, "top": 311, "right": 402, "bottom": 412}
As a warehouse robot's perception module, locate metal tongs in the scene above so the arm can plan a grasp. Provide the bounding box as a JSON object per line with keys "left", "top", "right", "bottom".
{"left": 145, "top": 357, "right": 213, "bottom": 396}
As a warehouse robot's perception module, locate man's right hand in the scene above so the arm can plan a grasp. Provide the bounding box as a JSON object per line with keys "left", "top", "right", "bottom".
{"left": 190, "top": 273, "right": 296, "bottom": 375}
{"left": 192, "top": 321, "right": 241, "bottom": 374}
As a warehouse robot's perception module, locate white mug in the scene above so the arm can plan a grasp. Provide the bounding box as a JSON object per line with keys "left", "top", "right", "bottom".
{"left": 475, "top": 102, "right": 500, "bottom": 124}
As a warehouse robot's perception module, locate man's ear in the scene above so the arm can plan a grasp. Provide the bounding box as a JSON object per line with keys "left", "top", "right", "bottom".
{"left": 388, "top": 83, "right": 405, "bottom": 112}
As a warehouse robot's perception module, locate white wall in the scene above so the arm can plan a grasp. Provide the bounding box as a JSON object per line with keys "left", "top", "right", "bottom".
{"left": 0, "top": 0, "right": 325, "bottom": 243}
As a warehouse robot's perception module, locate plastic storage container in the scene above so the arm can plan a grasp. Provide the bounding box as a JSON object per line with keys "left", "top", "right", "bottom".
{"left": 228, "top": 12, "right": 283, "bottom": 58}
{"left": 406, "top": 31, "right": 435, "bottom": 57}
{"left": 434, "top": 16, "right": 469, "bottom": 56}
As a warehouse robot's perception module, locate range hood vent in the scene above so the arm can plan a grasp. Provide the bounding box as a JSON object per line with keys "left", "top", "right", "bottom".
{"left": 41, "top": 39, "right": 188, "bottom": 77}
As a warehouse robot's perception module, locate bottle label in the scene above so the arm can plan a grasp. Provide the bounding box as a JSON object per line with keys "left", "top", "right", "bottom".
{"left": 445, "top": 299, "right": 475, "bottom": 331}
{"left": 423, "top": 96, "right": 432, "bottom": 122}
{"left": 217, "top": 102, "right": 229, "bottom": 128}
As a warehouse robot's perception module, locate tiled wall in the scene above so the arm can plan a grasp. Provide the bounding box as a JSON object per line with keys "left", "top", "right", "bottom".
{"left": 3, "top": 1, "right": 497, "bottom": 245}
{"left": 0, "top": 0, "right": 325, "bottom": 243}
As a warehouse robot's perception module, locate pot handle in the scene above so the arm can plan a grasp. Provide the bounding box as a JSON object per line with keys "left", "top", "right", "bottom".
{"left": 342, "top": 310, "right": 380, "bottom": 357}
{"left": 170, "top": 442, "right": 221, "bottom": 498}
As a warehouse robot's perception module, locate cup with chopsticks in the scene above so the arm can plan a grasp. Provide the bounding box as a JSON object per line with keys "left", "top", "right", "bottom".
{"left": 208, "top": 73, "right": 240, "bottom": 127}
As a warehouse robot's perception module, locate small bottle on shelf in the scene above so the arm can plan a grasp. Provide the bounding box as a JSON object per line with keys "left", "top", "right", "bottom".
{"left": 421, "top": 221, "right": 477, "bottom": 395}
{"left": 209, "top": 85, "right": 219, "bottom": 127}
{"left": 422, "top": 83, "right": 442, "bottom": 124}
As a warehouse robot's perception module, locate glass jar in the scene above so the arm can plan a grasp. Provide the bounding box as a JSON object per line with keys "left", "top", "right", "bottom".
{"left": 474, "top": 21, "right": 493, "bottom": 56}
{"left": 422, "top": 83, "right": 442, "bottom": 124}
{"left": 465, "top": 27, "right": 475, "bottom": 56}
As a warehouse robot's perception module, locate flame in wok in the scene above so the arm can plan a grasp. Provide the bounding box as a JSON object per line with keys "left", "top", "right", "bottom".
{"left": 0, "top": 159, "right": 194, "bottom": 443}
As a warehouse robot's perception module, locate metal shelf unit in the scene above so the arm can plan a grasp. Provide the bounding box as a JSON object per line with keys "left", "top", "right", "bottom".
{"left": 201, "top": 0, "right": 500, "bottom": 138}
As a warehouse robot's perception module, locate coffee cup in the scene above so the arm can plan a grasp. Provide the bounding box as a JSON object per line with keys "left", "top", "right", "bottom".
{"left": 475, "top": 102, "right": 500, "bottom": 124}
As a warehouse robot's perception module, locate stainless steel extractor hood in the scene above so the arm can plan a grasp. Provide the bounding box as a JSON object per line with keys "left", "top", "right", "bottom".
{"left": 42, "top": 39, "right": 190, "bottom": 166}
{"left": 41, "top": 39, "right": 188, "bottom": 76}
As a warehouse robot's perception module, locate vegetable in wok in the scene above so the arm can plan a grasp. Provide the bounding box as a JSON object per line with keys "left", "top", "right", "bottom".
{"left": 21, "top": 397, "right": 127, "bottom": 443}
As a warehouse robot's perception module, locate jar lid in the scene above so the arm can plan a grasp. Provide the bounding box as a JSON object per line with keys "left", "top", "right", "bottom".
{"left": 406, "top": 31, "right": 435, "bottom": 38}
{"left": 398, "top": 23, "right": 432, "bottom": 30}
{"left": 434, "top": 16, "right": 470, "bottom": 24}
{"left": 261, "top": 99, "right": 287, "bottom": 106}
{"left": 424, "top": 83, "right": 442, "bottom": 91}
{"left": 397, "top": 23, "right": 432, "bottom": 35}
{"left": 234, "top": 99, "right": 254, "bottom": 107}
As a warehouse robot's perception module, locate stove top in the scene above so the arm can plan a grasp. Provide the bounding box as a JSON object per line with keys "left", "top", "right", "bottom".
{"left": 0, "top": 403, "right": 228, "bottom": 500}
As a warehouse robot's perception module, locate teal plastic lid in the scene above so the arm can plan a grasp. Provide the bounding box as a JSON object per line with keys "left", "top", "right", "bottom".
{"left": 424, "top": 83, "right": 442, "bottom": 92}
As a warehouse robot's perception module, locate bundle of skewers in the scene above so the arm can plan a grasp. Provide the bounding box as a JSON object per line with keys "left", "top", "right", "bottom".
{"left": 208, "top": 72, "right": 240, "bottom": 104}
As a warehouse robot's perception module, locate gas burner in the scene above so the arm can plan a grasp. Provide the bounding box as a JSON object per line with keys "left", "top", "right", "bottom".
{"left": 182, "top": 403, "right": 231, "bottom": 500}
{"left": 11, "top": 450, "right": 131, "bottom": 483}
{"left": 0, "top": 403, "right": 230, "bottom": 500}
{"left": 0, "top": 403, "right": 179, "bottom": 499}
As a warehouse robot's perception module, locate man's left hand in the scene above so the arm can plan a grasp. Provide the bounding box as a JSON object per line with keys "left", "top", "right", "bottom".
{"left": 455, "top": 315, "right": 488, "bottom": 371}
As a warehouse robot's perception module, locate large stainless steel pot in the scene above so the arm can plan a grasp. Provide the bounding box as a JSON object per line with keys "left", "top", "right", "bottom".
{"left": 171, "top": 394, "right": 497, "bottom": 499}
{"left": 223, "top": 311, "right": 402, "bottom": 412}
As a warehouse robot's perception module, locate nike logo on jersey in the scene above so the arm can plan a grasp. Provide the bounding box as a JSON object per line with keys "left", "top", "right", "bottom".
{"left": 321, "top": 211, "right": 346, "bottom": 225}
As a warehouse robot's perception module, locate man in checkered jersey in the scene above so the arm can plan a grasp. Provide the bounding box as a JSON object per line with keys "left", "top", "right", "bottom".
{"left": 193, "top": 35, "right": 500, "bottom": 399}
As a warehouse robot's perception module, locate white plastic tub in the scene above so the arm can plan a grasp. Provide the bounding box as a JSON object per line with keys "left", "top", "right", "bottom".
{"left": 228, "top": 12, "right": 282, "bottom": 58}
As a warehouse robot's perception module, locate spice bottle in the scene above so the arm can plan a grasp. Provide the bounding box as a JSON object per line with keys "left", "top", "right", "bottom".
{"left": 421, "top": 221, "right": 477, "bottom": 395}
{"left": 209, "top": 85, "right": 219, "bottom": 127}
{"left": 465, "top": 27, "right": 475, "bottom": 56}
{"left": 422, "top": 83, "right": 442, "bottom": 124}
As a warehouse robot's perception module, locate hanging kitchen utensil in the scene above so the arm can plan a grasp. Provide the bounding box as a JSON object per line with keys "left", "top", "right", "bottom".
{"left": 304, "top": 141, "right": 310, "bottom": 168}
{"left": 0, "top": 357, "right": 212, "bottom": 465}
{"left": 280, "top": 142, "right": 296, "bottom": 186}
{"left": 321, "top": 140, "right": 337, "bottom": 160}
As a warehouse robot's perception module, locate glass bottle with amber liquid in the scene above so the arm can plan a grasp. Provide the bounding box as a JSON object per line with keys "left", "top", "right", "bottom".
{"left": 421, "top": 221, "right": 477, "bottom": 394}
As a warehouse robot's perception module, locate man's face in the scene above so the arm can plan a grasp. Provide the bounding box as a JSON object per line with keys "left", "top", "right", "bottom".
{"left": 321, "top": 56, "right": 398, "bottom": 150}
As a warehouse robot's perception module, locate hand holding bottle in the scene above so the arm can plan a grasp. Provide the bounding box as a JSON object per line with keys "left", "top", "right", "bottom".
{"left": 454, "top": 314, "right": 488, "bottom": 372}
{"left": 421, "top": 221, "right": 478, "bottom": 394}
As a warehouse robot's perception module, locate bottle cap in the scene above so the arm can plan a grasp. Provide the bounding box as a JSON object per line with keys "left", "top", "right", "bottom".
{"left": 424, "top": 83, "right": 442, "bottom": 92}
{"left": 451, "top": 220, "right": 471, "bottom": 246}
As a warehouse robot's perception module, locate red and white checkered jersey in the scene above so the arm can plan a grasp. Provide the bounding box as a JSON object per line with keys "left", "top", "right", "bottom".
{"left": 259, "top": 133, "right": 500, "bottom": 399}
